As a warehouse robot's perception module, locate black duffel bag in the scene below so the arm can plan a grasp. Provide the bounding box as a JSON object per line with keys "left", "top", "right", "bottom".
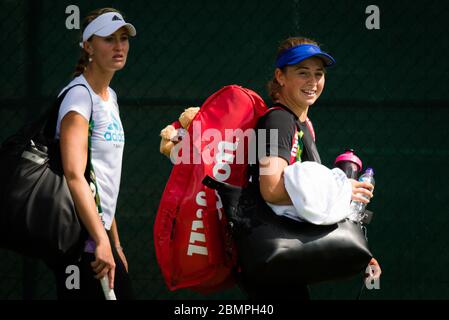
{"left": 202, "top": 175, "right": 372, "bottom": 287}
{"left": 0, "top": 84, "right": 90, "bottom": 263}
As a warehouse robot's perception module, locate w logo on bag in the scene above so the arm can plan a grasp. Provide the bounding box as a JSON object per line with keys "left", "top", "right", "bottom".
{"left": 153, "top": 85, "right": 267, "bottom": 293}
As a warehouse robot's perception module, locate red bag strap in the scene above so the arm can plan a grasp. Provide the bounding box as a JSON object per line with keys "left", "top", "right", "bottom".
{"left": 304, "top": 117, "right": 316, "bottom": 142}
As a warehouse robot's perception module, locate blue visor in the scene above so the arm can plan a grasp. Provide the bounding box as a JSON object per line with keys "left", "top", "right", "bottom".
{"left": 275, "top": 44, "right": 336, "bottom": 68}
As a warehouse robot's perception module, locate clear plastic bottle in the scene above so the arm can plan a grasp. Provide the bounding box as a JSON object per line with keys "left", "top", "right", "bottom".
{"left": 349, "top": 167, "right": 375, "bottom": 222}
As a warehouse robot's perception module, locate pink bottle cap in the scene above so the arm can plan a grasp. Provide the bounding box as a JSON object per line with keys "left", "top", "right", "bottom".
{"left": 334, "top": 149, "right": 363, "bottom": 172}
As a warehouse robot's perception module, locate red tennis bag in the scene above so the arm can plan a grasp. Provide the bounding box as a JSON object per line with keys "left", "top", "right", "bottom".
{"left": 154, "top": 85, "right": 267, "bottom": 293}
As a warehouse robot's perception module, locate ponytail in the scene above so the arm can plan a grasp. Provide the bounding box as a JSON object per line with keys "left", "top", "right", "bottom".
{"left": 267, "top": 75, "right": 283, "bottom": 102}
{"left": 73, "top": 49, "right": 90, "bottom": 78}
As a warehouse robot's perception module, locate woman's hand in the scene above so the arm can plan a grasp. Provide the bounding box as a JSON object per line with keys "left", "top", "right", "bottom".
{"left": 365, "top": 257, "right": 382, "bottom": 280}
{"left": 349, "top": 179, "right": 374, "bottom": 203}
{"left": 91, "top": 241, "right": 116, "bottom": 289}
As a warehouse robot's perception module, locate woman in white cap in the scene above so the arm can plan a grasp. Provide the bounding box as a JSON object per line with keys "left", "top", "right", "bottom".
{"left": 48, "top": 7, "right": 136, "bottom": 300}
{"left": 238, "top": 36, "right": 381, "bottom": 300}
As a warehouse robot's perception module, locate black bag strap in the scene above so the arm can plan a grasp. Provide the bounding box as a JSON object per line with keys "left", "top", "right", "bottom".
{"left": 42, "top": 84, "right": 93, "bottom": 140}
{"left": 37, "top": 84, "right": 93, "bottom": 185}
{"left": 17, "top": 84, "right": 93, "bottom": 149}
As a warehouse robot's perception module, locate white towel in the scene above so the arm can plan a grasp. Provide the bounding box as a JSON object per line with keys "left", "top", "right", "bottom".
{"left": 267, "top": 161, "right": 352, "bottom": 225}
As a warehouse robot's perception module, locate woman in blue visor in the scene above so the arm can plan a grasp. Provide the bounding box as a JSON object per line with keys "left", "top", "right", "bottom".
{"left": 240, "top": 36, "right": 381, "bottom": 300}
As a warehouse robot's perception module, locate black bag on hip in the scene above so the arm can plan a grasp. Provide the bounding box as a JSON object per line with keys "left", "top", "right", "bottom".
{"left": 202, "top": 176, "right": 372, "bottom": 287}
{"left": 0, "top": 84, "right": 91, "bottom": 263}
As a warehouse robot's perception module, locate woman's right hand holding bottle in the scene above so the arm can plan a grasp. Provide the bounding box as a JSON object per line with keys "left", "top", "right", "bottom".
{"left": 350, "top": 179, "right": 374, "bottom": 203}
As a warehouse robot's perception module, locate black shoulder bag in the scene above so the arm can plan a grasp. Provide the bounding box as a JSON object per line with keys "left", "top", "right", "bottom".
{"left": 0, "top": 84, "right": 92, "bottom": 263}
{"left": 202, "top": 122, "right": 372, "bottom": 288}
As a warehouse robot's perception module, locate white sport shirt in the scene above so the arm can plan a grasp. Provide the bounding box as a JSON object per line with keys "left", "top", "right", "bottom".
{"left": 55, "top": 75, "right": 125, "bottom": 230}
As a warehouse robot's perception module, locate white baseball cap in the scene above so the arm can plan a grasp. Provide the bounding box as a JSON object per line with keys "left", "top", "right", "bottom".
{"left": 79, "top": 12, "right": 136, "bottom": 48}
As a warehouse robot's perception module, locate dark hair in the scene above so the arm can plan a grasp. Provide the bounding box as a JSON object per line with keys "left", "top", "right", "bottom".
{"left": 267, "top": 37, "right": 319, "bottom": 102}
{"left": 73, "top": 8, "right": 123, "bottom": 78}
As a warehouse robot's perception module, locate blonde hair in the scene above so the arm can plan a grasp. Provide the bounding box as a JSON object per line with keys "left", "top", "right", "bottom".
{"left": 267, "top": 37, "right": 319, "bottom": 102}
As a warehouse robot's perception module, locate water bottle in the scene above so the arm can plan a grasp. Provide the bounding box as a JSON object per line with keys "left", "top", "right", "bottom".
{"left": 349, "top": 167, "right": 375, "bottom": 222}
{"left": 334, "top": 149, "right": 363, "bottom": 179}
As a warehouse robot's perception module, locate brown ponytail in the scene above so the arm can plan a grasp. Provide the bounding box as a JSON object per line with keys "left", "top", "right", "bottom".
{"left": 267, "top": 37, "right": 319, "bottom": 102}
{"left": 72, "top": 7, "right": 123, "bottom": 78}
{"left": 73, "top": 50, "right": 90, "bottom": 78}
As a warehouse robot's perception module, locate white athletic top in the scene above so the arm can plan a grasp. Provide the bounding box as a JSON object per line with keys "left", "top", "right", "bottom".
{"left": 55, "top": 75, "right": 125, "bottom": 230}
